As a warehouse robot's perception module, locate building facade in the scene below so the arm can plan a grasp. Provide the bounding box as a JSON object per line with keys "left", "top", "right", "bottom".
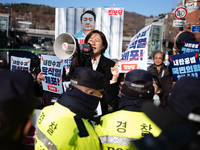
{"left": 0, "top": 13, "right": 9, "bottom": 48}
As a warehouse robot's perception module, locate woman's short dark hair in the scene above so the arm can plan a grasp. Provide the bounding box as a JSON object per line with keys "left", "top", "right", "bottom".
{"left": 85, "top": 30, "right": 108, "bottom": 54}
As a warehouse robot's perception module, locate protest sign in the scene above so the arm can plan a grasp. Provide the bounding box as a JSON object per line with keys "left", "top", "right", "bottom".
{"left": 95, "top": 102, "right": 102, "bottom": 116}
{"left": 169, "top": 52, "right": 200, "bottom": 81}
{"left": 10, "top": 56, "right": 31, "bottom": 72}
{"left": 40, "top": 55, "right": 63, "bottom": 94}
{"left": 63, "top": 58, "right": 72, "bottom": 74}
{"left": 63, "top": 81, "right": 71, "bottom": 92}
{"left": 118, "top": 25, "right": 152, "bottom": 73}
{"left": 181, "top": 40, "right": 200, "bottom": 54}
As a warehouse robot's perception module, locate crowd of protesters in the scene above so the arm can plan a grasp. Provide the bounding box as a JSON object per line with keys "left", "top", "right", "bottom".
{"left": 0, "top": 30, "right": 200, "bottom": 150}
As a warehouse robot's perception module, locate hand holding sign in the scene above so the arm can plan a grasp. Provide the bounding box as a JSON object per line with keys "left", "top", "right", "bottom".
{"left": 110, "top": 62, "right": 120, "bottom": 83}
{"left": 37, "top": 72, "right": 45, "bottom": 84}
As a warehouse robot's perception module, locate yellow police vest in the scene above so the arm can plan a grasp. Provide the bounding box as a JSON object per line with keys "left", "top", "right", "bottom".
{"left": 35, "top": 102, "right": 101, "bottom": 150}
{"left": 94, "top": 110, "right": 161, "bottom": 150}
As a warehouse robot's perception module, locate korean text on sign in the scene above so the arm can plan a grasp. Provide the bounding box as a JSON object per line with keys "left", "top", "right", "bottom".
{"left": 40, "top": 55, "right": 63, "bottom": 94}
{"left": 10, "top": 56, "right": 31, "bottom": 72}
{"left": 169, "top": 52, "right": 200, "bottom": 81}
{"left": 118, "top": 25, "right": 152, "bottom": 73}
{"left": 181, "top": 40, "right": 200, "bottom": 54}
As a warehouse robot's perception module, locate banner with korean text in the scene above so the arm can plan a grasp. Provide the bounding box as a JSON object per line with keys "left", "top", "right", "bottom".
{"left": 181, "top": 40, "right": 200, "bottom": 54}
{"left": 169, "top": 52, "right": 200, "bottom": 82}
{"left": 118, "top": 25, "right": 152, "bottom": 73}
{"left": 40, "top": 55, "right": 63, "bottom": 94}
{"left": 10, "top": 56, "right": 31, "bottom": 72}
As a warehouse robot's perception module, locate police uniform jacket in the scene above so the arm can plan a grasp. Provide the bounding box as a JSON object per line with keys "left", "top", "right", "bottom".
{"left": 35, "top": 85, "right": 102, "bottom": 150}
{"left": 94, "top": 95, "right": 161, "bottom": 150}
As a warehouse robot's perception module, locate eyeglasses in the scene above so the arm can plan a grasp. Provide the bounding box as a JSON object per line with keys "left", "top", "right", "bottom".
{"left": 88, "top": 38, "right": 102, "bottom": 44}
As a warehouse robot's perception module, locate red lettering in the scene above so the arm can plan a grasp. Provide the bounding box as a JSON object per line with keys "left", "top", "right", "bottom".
{"left": 62, "top": 43, "right": 68, "bottom": 49}
{"left": 118, "top": 10, "right": 123, "bottom": 15}
{"left": 122, "top": 64, "right": 137, "bottom": 71}
{"left": 108, "top": 10, "right": 123, "bottom": 15}
{"left": 108, "top": 10, "right": 113, "bottom": 15}
{"left": 79, "top": 39, "right": 85, "bottom": 44}
{"left": 113, "top": 10, "right": 118, "bottom": 15}
{"left": 47, "top": 86, "right": 58, "bottom": 92}
{"left": 83, "top": 48, "right": 89, "bottom": 53}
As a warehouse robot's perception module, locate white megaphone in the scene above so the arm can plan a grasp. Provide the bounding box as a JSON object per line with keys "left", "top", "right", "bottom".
{"left": 53, "top": 33, "right": 76, "bottom": 60}
{"left": 53, "top": 33, "right": 93, "bottom": 60}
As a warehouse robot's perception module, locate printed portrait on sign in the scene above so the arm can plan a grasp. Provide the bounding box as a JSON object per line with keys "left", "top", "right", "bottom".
{"left": 73, "top": 10, "right": 96, "bottom": 43}
{"left": 55, "top": 7, "right": 124, "bottom": 59}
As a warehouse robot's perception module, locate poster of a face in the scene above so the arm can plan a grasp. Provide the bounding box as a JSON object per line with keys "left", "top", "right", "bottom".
{"left": 73, "top": 10, "right": 96, "bottom": 41}
{"left": 55, "top": 8, "right": 124, "bottom": 59}
{"left": 82, "top": 13, "right": 95, "bottom": 31}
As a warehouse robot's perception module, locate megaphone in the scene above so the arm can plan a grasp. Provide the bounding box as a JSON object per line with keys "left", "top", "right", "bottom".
{"left": 53, "top": 33, "right": 93, "bottom": 60}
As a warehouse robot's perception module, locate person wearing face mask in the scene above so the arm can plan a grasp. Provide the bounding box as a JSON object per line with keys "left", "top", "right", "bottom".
{"left": 147, "top": 51, "right": 170, "bottom": 81}
{"left": 35, "top": 67, "right": 104, "bottom": 150}
{"left": 68, "top": 30, "right": 119, "bottom": 114}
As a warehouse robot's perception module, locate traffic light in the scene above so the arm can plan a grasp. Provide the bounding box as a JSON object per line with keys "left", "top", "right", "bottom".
{"left": 174, "top": 31, "right": 196, "bottom": 52}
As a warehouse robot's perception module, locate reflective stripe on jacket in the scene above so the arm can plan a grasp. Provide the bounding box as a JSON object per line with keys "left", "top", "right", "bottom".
{"left": 35, "top": 102, "right": 101, "bottom": 150}
{"left": 94, "top": 110, "right": 161, "bottom": 150}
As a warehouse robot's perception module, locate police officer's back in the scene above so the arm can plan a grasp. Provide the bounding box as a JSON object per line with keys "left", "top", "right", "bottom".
{"left": 94, "top": 69, "right": 161, "bottom": 150}
{"left": 35, "top": 67, "right": 104, "bottom": 150}
{"left": 131, "top": 76, "right": 200, "bottom": 150}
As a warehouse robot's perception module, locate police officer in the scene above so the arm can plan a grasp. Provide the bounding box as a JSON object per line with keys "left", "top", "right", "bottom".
{"left": 35, "top": 67, "right": 104, "bottom": 150}
{"left": 94, "top": 69, "right": 161, "bottom": 150}
{"left": 0, "top": 70, "right": 36, "bottom": 149}
{"left": 130, "top": 76, "right": 200, "bottom": 150}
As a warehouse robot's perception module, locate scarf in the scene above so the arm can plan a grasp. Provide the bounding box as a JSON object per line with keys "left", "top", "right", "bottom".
{"left": 58, "top": 85, "right": 101, "bottom": 122}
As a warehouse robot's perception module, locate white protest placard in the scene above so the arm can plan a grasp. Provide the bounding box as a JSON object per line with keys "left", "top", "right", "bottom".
{"left": 40, "top": 55, "right": 63, "bottom": 94}
{"left": 95, "top": 101, "right": 102, "bottom": 116}
{"left": 118, "top": 25, "right": 152, "bottom": 73}
{"left": 10, "top": 56, "right": 31, "bottom": 72}
{"left": 63, "top": 58, "right": 72, "bottom": 74}
{"left": 63, "top": 81, "right": 71, "bottom": 92}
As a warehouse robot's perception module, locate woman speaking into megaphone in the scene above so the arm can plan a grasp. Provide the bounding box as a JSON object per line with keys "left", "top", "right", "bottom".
{"left": 68, "top": 30, "right": 119, "bottom": 114}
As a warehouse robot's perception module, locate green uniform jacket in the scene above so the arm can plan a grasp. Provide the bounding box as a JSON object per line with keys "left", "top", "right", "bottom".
{"left": 35, "top": 102, "right": 101, "bottom": 150}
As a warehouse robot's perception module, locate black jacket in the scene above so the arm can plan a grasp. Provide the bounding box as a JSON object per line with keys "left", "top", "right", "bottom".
{"left": 147, "top": 63, "right": 170, "bottom": 81}
{"left": 95, "top": 54, "right": 115, "bottom": 82}
{"left": 147, "top": 63, "right": 173, "bottom": 106}
{"left": 0, "top": 140, "right": 29, "bottom": 150}
{"left": 90, "top": 54, "right": 116, "bottom": 114}
{"left": 67, "top": 54, "right": 116, "bottom": 114}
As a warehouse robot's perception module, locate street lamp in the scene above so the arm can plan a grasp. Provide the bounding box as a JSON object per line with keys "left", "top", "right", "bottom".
{"left": 5, "top": 7, "right": 12, "bottom": 28}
